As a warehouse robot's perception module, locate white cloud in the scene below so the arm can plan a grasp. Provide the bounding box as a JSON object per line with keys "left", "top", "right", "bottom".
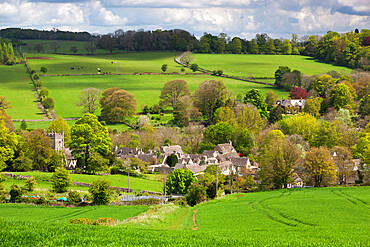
{"left": 0, "top": 0, "right": 368, "bottom": 39}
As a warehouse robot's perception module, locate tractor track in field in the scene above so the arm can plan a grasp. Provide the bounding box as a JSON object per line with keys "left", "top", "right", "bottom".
{"left": 250, "top": 191, "right": 315, "bottom": 227}
{"left": 331, "top": 189, "right": 367, "bottom": 205}
{"left": 45, "top": 207, "right": 97, "bottom": 222}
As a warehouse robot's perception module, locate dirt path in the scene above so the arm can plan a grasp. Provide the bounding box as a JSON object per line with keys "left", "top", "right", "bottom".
{"left": 192, "top": 209, "right": 198, "bottom": 230}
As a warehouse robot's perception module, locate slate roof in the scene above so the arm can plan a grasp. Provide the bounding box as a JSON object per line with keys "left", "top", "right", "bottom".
{"left": 213, "top": 143, "right": 236, "bottom": 154}
{"left": 202, "top": 150, "right": 217, "bottom": 158}
{"left": 160, "top": 145, "right": 184, "bottom": 155}
{"left": 116, "top": 147, "right": 139, "bottom": 156}
{"left": 186, "top": 164, "right": 207, "bottom": 174}
{"left": 230, "top": 157, "right": 250, "bottom": 167}
{"left": 276, "top": 99, "right": 305, "bottom": 107}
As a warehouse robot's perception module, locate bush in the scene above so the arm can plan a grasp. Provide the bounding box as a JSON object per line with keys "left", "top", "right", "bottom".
{"left": 186, "top": 182, "right": 207, "bottom": 206}
{"left": 68, "top": 218, "right": 116, "bottom": 226}
{"left": 68, "top": 218, "right": 97, "bottom": 225}
{"left": 88, "top": 179, "right": 113, "bottom": 205}
{"left": 24, "top": 177, "right": 37, "bottom": 192}
{"left": 36, "top": 195, "right": 48, "bottom": 205}
{"left": 67, "top": 190, "right": 82, "bottom": 205}
{"left": 10, "top": 185, "right": 23, "bottom": 203}
{"left": 110, "top": 166, "right": 122, "bottom": 175}
{"left": 181, "top": 68, "right": 185, "bottom": 72}
{"left": 33, "top": 74, "right": 40, "bottom": 80}
{"left": 51, "top": 167, "right": 72, "bottom": 193}
{"left": 217, "top": 70, "right": 223, "bottom": 76}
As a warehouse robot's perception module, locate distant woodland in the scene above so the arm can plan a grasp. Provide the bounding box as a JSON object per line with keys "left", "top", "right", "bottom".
{"left": 0, "top": 27, "right": 369, "bottom": 70}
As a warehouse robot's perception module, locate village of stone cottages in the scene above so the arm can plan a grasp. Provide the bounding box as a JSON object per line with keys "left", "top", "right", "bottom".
{"left": 0, "top": 82, "right": 369, "bottom": 207}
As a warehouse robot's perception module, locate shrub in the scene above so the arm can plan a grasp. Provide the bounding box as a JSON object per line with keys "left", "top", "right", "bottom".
{"left": 0, "top": 174, "right": 5, "bottom": 191}
{"left": 68, "top": 218, "right": 97, "bottom": 225}
{"left": 24, "top": 177, "right": 37, "bottom": 192}
{"left": 110, "top": 166, "right": 122, "bottom": 175}
{"left": 36, "top": 195, "right": 48, "bottom": 205}
{"left": 67, "top": 190, "right": 82, "bottom": 205}
{"left": 217, "top": 70, "right": 223, "bottom": 76}
{"left": 88, "top": 179, "right": 113, "bottom": 205}
{"left": 186, "top": 182, "right": 207, "bottom": 206}
{"left": 51, "top": 167, "right": 72, "bottom": 193}
{"left": 181, "top": 68, "right": 185, "bottom": 72}
{"left": 190, "top": 63, "right": 199, "bottom": 72}
{"left": 33, "top": 74, "right": 40, "bottom": 80}
{"left": 10, "top": 185, "right": 23, "bottom": 202}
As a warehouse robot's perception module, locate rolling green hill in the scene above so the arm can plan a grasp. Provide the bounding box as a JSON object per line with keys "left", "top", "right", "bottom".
{"left": 0, "top": 64, "right": 41, "bottom": 119}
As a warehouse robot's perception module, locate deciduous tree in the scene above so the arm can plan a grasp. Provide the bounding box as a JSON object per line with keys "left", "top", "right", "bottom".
{"left": 304, "top": 147, "right": 337, "bottom": 187}
{"left": 22, "top": 129, "right": 53, "bottom": 171}
{"left": 0, "top": 119, "right": 18, "bottom": 171}
{"left": 100, "top": 87, "right": 137, "bottom": 123}
{"left": 259, "top": 139, "right": 302, "bottom": 189}
{"left": 193, "top": 80, "right": 229, "bottom": 123}
{"left": 70, "top": 114, "right": 112, "bottom": 168}
{"left": 166, "top": 169, "right": 195, "bottom": 194}
{"left": 47, "top": 117, "right": 71, "bottom": 147}
{"left": 89, "top": 179, "right": 113, "bottom": 205}
{"left": 76, "top": 88, "right": 102, "bottom": 114}
{"left": 159, "top": 80, "right": 190, "bottom": 109}
{"left": 51, "top": 167, "right": 72, "bottom": 193}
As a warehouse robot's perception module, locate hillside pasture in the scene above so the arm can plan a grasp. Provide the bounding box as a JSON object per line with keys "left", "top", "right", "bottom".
{"left": 42, "top": 74, "right": 288, "bottom": 118}
{"left": 193, "top": 54, "right": 353, "bottom": 78}
{"left": 25, "top": 52, "right": 189, "bottom": 75}
{"left": 0, "top": 64, "right": 41, "bottom": 119}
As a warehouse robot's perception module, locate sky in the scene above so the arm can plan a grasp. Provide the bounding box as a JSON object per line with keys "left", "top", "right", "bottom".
{"left": 0, "top": 0, "right": 369, "bottom": 39}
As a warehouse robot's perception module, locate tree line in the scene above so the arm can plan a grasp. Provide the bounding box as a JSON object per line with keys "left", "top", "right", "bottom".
{"left": 2, "top": 27, "right": 369, "bottom": 70}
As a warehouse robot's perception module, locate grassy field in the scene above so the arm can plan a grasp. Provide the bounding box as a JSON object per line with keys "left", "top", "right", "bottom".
{"left": 8, "top": 172, "right": 163, "bottom": 192}
{"left": 0, "top": 187, "right": 368, "bottom": 246}
{"left": 193, "top": 54, "right": 353, "bottom": 77}
{"left": 25, "top": 52, "right": 188, "bottom": 74}
{"left": 42, "top": 74, "right": 287, "bottom": 118}
{"left": 0, "top": 204, "right": 149, "bottom": 223}
{"left": 0, "top": 64, "right": 42, "bottom": 119}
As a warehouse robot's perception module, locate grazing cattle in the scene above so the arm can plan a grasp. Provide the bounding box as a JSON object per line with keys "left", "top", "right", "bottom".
{"left": 71, "top": 67, "right": 74, "bottom": 70}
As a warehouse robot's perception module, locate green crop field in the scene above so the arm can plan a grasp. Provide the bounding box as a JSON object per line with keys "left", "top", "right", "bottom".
{"left": 9, "top": 172, "right": 163, "bottom": 192}
{"left": 0, "top": 64, "right": 42, "bottom": 119}
{"left": 0, "top": 187, "right": 368, "bottom": 246}
{"left": 193, "top": 53, "right": 353, "bottom": 77}
{"left": 0, "top": 204, "right": 149, "bottom": 223}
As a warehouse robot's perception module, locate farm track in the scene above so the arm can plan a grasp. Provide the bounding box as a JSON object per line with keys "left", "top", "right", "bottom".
{"left": 249, "top": 191, "right": 314, "bottom": 227}
{"left": 45, "top": 207, "right": 97, "bottom": 222}
{"left": 331, "top": 189, "right": 368, "bottom": 206}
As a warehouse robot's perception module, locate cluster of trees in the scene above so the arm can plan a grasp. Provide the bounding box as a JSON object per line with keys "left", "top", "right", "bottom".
{"left": 301, "top": 29, "right": 370, "bottom": 70}
{"left": 0, "top": 28, "right": 92, "bottom": 42}
{"left": 30, "top": 69, "right": 54, "bottom": 113}
{"left": 0, "top": 40, "right": 15, "bottom": 65}
{"left": 76, "top": 87, "right": 137, "bottom": 124}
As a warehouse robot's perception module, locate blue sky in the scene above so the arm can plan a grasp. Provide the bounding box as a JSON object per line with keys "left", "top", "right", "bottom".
{"left": 0, "top": 0, "right": 369, "bottom": 39}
